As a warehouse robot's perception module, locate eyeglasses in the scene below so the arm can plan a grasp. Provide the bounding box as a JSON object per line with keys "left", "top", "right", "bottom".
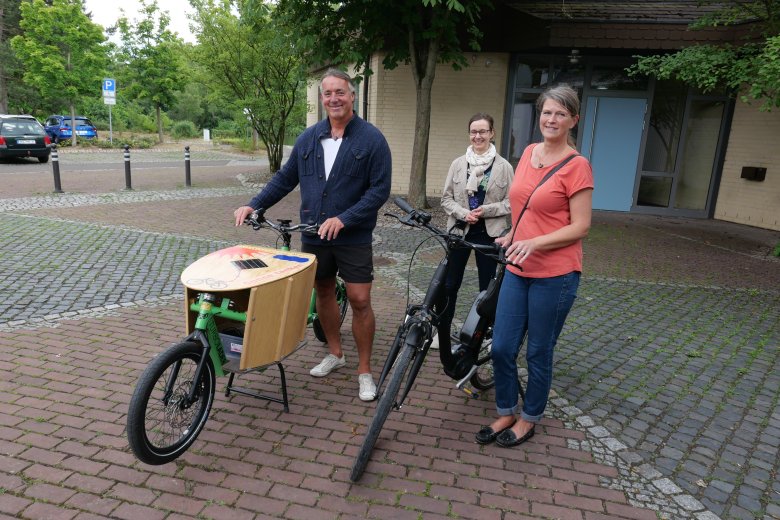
{"left": 469, "top": 129, "right": 491, "bottom": 136}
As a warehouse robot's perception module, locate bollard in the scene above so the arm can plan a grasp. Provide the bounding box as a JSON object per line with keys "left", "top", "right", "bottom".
{"left": 184, "top": 145, "right": 191, "bottom": 187}
{"left": 51, "top": 144, "right": 63, "bottom": 193}
{"left": 123, "top": 144, "right": 133, "bottom": 191}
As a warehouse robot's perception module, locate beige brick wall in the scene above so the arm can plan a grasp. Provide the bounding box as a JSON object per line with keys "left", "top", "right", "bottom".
{"left": 306, "top": 53, "right": 511, "bottom": 197}
{"left": 715, "top": 102, "right": 780, "bottom": 231}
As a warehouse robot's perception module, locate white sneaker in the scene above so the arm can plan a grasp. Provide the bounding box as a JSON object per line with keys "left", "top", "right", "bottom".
{"left": 310, "top": 354, "right": 346, "bottom": 377}
{"left": 358, "top": 373, "right": 377, "bottom": 401}
{"left": 429, "top": 333, "right": 439, "bottom": 350}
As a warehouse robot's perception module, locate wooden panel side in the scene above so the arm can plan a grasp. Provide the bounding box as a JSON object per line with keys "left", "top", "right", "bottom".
{"left": 277, "top": 261, "right": 317, "bottom": 359}
{"left": 241, "top": 280, "right": 287, "bottom": 369}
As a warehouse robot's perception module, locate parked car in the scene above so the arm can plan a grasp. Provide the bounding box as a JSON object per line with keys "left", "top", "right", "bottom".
{"left": 0, "top": 114, "right": 52, "bottom": 163}
{"left": 44, "top": 115, "right": 98, "bottom": 142}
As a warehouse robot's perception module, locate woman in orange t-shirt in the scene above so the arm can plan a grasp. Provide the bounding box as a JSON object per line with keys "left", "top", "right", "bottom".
{"left": 475, "top": 85, "right": 594, "bottom": 447}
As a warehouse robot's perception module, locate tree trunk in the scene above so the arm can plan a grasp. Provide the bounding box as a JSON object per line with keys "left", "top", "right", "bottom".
{"left": 0, "top": 8, "right": 7, "bottom": 114}
{"left": 156, "top": 105, "right": 163, "bottom": 143}
{"left": 0, "top": 65, "right": 7, "bottom": 114}
{"left": 70, "top": 104, "right": 78, "bottom": 147}
{"left": 254, "top": 117, "right": 283, "bottom": 173}
{"left": 406, "top": 30, "right": 440, "bottom": 209}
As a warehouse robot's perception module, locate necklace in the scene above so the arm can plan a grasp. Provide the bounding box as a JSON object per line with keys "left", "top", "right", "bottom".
{"left": 535, "top": 149, "right": 546, "bottom": 168}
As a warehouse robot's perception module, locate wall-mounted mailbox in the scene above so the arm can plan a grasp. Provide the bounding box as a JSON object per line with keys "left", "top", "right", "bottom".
{"left": 741, "top": 166, "right": 767, "bottom": 181}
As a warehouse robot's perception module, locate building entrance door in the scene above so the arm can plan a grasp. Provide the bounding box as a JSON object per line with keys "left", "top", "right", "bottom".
{"left": 581, "top": 96, "right": 647, "bottom": 211}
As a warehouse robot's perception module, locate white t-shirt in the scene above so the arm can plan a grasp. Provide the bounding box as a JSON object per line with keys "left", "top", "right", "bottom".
{"left": 320, "top": 137, "right": 342, "bottom": 180}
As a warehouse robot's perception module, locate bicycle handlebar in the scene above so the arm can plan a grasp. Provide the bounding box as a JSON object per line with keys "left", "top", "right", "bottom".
{"left": 389, "top": 197, "right": 507, "bottom": 263}
{"left": 243, "top": 210, "right": 319, "bottom": 236}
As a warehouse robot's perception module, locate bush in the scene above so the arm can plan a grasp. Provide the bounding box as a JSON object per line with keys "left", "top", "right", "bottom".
{"left": 171, "top": 120, "right": 198, "bottom": 139}
{"left": 212, "top": 119, "right": 242, "bottom": 139}
{"left": 84, "top": 135, "right": 157, "bottom": 149}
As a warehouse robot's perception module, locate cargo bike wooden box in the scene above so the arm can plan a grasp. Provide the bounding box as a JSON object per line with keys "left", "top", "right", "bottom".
{"left": 127, "top": 244, "right": 316, "bottom": 465}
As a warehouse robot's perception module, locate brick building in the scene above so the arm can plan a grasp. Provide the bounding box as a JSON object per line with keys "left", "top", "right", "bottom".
{"left": 306, "top": 1, "right": 779, "bottom": 231}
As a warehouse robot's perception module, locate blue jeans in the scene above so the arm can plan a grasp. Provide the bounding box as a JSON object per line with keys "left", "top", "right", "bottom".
{"left": 440, "top": 227, "right": 497, "bottom": 332}
{"left": 491, "top": 270, "right": 580, "bottom": 422}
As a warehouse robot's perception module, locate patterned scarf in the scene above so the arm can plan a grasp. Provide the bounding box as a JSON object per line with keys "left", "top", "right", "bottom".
{"left": 465, "top": 143, "right": 496, "bottom": 196}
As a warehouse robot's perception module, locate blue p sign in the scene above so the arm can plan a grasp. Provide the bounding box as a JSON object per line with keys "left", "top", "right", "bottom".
{"left": 103, "top": 79, "right": 116, "bottom": 97}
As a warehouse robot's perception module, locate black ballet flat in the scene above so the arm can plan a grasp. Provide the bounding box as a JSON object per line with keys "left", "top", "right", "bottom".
{"left": 475, "top": 419, "right": 516, "bottom": 445}
{"left": 495, "top": 425, "right": 535, "bottom": 447}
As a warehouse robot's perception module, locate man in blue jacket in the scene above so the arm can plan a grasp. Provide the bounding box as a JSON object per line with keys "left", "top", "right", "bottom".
{"left": 234, "top": 68, "right": 391, "bottom": 401}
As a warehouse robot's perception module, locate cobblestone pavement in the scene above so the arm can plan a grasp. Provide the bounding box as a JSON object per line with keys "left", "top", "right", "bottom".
{"left": 0, "top": 153, "right": 778, "bottom": 519}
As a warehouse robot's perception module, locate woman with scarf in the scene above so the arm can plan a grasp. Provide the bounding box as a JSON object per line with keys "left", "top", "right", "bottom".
{"left": 436, "top": 113, "right": 514, "bottom": 347}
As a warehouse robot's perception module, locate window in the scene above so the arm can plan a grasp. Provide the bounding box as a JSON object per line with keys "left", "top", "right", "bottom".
{"left": 590, "top": 65, "right": 647, "bottom": 91}
{"left": 514, "top": 58, "right": 552, "bottom": 88}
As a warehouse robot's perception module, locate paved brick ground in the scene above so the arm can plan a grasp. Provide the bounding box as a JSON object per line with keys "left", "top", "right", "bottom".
{"left": 0, "top": 150, "right": 778, "bottom": 520}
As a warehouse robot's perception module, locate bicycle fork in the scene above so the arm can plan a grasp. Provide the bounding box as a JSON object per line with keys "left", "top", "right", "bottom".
{"left": 175, "top": 293, "right": 246, "bottom": 405}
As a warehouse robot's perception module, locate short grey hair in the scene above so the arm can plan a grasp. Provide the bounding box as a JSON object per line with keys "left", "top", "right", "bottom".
{"left": 319, "top": 68, "right": 356, "bottom": 94}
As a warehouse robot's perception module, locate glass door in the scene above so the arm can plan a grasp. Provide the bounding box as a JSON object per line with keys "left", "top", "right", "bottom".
{"left": 635, "top": 80, "right": 730, "bottom": 216}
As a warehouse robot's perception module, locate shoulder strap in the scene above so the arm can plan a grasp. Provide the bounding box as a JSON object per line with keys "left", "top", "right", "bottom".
{"left": 508, "top": 153, "right": 579, "bottom": 241}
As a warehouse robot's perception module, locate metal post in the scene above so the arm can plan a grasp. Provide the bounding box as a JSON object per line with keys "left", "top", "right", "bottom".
{"left": 51, "top": 144, "right": 63, "bottom": 193}
{"left": 123, "top": 144, "right": 133, "bottom": 191}
{"left": 184, "top": 145, "right": 191, "bottom": 187}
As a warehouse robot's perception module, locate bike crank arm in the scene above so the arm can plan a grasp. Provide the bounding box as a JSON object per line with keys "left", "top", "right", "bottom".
{"left": 455, "top": 364, "right": 480, "bottom": 399}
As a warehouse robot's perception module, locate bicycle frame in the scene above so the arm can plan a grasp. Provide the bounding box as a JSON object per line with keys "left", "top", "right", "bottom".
{"left": 183, "top": 292, "right": 246, "bottom": 379}
{"left": 375, "top": 199, "right": 506, "bottom": 407}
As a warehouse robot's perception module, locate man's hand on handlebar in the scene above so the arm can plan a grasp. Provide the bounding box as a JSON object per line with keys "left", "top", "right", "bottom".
{"left": 233, "top": 206, "right": 256, "bottom": 227}
{"left": 318, "top": 217, "right": 344, "bottom": 241}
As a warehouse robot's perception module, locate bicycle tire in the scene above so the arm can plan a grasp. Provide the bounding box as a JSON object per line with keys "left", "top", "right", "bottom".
{"left": 312, "top": 279, "right": 348, "bottom": 343}
{"left": 350, "top": 345, "right": 415, "bottom": 482}
{"left": 127, "top": 341, "right": 215, "bottom": 465}
{"left": 470, "top": 335, "right": 495, "bottom": 391}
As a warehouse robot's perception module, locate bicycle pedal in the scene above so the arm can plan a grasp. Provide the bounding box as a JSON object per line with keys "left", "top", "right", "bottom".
{"left": 459, "top": 386, "right": 480, "bottom": 399}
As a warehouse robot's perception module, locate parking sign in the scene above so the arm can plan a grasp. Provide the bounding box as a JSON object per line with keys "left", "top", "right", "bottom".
{"left": 102, "top": 78, "right": 116, "bottom": 98}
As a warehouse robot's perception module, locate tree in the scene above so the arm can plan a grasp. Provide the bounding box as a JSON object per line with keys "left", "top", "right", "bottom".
{"left": 0, "top": 0, "right": 23, "bottom": 113}
{"left": 276, "top": 0, "right": 491, "bottom": 208}
{"left": 190, "top": 0, "right": 307, "bottom": 172}
{"left": 115, "top": 0, "right": 185, "bottom": 143}
{"left": 11, "top": 0, "right": 107, "bottom": 145}
{"left": 629, "top": 0, "right": 780, "bottom": 111}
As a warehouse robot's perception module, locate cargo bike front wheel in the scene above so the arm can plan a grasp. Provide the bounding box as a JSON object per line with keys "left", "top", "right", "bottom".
{"left": 126, "top": 341, "right": 216, "bottom": 465}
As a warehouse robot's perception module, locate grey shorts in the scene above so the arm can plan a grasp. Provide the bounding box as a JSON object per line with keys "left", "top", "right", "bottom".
{"left": 301, "top": 243, "right": 374, "bottom": 283}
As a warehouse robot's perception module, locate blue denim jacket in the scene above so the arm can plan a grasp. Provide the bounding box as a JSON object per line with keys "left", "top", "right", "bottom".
{"left": 248, "top": 115, "right": 392, "bottom": 246}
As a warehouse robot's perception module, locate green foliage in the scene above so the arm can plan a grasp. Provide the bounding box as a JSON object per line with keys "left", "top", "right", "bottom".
{"left": 629, "top": 0, "right": 780, "bottom": 110}
{"left": 275, "top": 0, "right": 491, "bottom": 80}
{"left": 10, "top": 0, "right": 108, "bottom": 123}
{"left": 212, "top": 118, "right": 243, "bottom": 139}
{"left": 171, "top": 120, "right": 197, "bottom": 138}
{"left": 773, "top": 242, "right": 780, "bottom": 257}
{"left": 0, "top": 0, "right": 25, "bottom": 112}
{"left": 168, "top": 82, "right": 206, "bottom": 123}
{"left": 114, "top": 0, "right": 186, "bottom": 141}
{"left": 190, "top": 0, "right": 307, "bottom": 172}
{"left": 275, "top": 0, "right": 492, "bottom": 206}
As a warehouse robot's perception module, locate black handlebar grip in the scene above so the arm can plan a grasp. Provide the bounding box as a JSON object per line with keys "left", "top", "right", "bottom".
{"left": 394, "top": 197, "right": 415, "bottom": 214}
